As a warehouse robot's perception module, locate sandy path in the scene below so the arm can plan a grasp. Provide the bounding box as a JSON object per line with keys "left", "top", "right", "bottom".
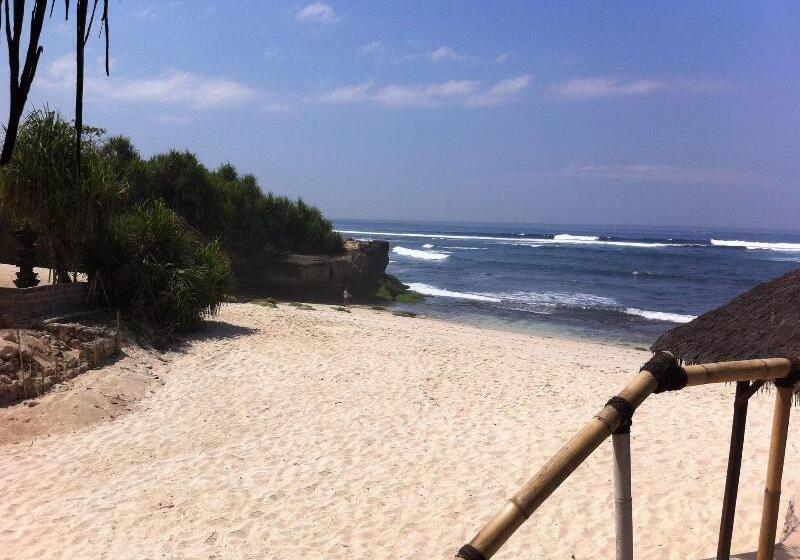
{"left": 1, "top": 303, "right": 798, "bottom": 559}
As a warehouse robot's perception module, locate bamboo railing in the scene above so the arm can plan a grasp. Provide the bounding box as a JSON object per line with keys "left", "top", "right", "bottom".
{"left": 455, "top": 354, "right": 796, "bottom": 560}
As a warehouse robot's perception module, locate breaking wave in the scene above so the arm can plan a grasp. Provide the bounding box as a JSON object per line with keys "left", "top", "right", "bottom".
{"left": 409, "top": 285, "right": 694, "bottom": 323}
{"left": 341, "top": 230, "right": 678, "bottom": 249}
{"left": 625, "top": 308, "right": 696, "bottom": 323}
{"left": 710, "top": 239, "right": 800, "bottom": 252}
{"left": 406, "top": 283, "right": 500, "bottom": 302}
{"left": 392, "top": 246, "right": 450, "bottom": 260}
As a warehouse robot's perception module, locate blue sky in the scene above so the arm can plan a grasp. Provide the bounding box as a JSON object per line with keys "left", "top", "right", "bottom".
{"left": 9, "top": 1, "right": 800, "bottom": 228}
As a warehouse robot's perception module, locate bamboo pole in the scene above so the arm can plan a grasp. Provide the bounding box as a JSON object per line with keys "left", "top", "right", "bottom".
{"left": 756, "top": 385, "right": 793, "bottom": 560}
{"left": 612, "top": 431, "right": 633, "bottom": 560}
{"left": 717, "top": 381, "right": 751, "bottom": 560}
{"left": 683, "top": 358, "right": 790, "bottom": 387}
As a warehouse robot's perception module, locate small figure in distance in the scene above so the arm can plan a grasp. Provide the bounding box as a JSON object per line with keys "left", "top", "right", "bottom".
{"left": 343, "top": 286, "right": 351, "bottom": 307}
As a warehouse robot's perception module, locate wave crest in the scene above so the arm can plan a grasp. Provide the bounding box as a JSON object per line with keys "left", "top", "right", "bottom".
{"left": 406, "top": 283, "right": 500, "bottom": 302}
{"left": 711, "top": 239, "right": 800, "bottom": 252}
{"left": 392, "top": 246, "right": 450, "bottom": 260}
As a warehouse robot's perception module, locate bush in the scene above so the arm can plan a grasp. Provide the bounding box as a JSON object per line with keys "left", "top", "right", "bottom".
{"left": 105, "top": 144, "right": 345, "bottom": 257}
{"left": 106, "top": 200, "right": 233, "bottom": 333}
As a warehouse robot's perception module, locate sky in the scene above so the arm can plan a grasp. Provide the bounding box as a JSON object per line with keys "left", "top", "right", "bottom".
{"left": 5, "top": 1, "right": 800, "bottom": 228}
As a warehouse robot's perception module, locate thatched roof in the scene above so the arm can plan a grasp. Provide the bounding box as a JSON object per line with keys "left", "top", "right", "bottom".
{"left": 652, "top": 268, "right": 800, "bottom": 395}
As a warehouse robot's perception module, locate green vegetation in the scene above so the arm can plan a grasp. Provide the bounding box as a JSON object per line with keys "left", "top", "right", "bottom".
{"left": 374, "top": 274, "right": 423, "bottom": 303}
{"left": 253, "top": 298, "right": 278, "bottom": 308}
{"left": 0, "top": 109, "right": 125, "bottom": 281}
{"left": 102, "top": 139, "right": 343, "bottom": 257}
{"left": 370, "top": 305, "right": 387, "bottom": 311}
{"left": 106, "top": 200, "right": 233, "bottom": 332}
{"left": 0, "top": 109, "right": 343, "bottom": 333}
{"left": 332, "top": 306, "right": 351, "bottom": 313}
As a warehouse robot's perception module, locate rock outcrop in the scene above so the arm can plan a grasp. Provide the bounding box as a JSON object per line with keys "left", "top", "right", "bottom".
{"left": 0, "top": 322, "right": 120, "bottom": 405}
{"left": 234, "top": 239, "right": 390, "bottom": 300}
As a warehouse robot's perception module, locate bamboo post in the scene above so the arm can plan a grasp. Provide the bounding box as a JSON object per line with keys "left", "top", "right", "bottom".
{"left": 756, "top": 385, "right": 793, "bottom": 560}
{"left": 716, "top": 381, "right": 751, "bottom": 560}
{"left": 612, "top": 431, "right": 633, "bottom": 560}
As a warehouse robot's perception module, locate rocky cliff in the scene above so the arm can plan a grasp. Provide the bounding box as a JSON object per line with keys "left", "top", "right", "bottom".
{"left": 234, "top": 239, "right": 390, "bottom": 300}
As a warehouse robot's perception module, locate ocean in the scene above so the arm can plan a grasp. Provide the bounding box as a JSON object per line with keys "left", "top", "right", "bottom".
{"left": 335, "top": 219, "right": 800, "bottom": 346}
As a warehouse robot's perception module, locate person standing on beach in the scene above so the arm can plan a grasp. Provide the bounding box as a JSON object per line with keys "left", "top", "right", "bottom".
{"left": 343, "top": 287, "right": 351, "bottom": 307}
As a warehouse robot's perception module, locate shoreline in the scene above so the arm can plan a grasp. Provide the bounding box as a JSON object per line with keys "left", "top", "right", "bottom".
{"left": 1, "top": 302, "right": 798, "bottom": 558}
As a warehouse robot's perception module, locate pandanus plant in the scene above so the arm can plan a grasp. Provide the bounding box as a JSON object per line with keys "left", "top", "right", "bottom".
{"left": 0, "top": 108, "right": 126, "bottom": 282}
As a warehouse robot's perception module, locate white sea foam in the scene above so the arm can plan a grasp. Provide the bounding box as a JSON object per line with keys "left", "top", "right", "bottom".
{"left": 406, "top": 283, "right": 696, "bottom": 323}
{"left": 442, "top": 246, "right": 488, "bottom": 250}
{"left": 625, "top": 307, "right": 696, "bottom": 323}
{"left": 710, "top": 239, "right": 800, "bottom": 252}
{"left": 392, "top": 246, "right": 450, "bottom": 260}
{"left": 422, "top": 243, "right": 435, "bottom": 249}
{"left": 489, "top": 291, "right": 619, "bottom": 309}
{"left": 340, "top": 230, "right": 677, "bottom": 249}
{"left": 553, "top": 234, "right": 600, "bottom": 241}
{"left": 407, "top": 283, "right": 501, "bottom": 302}
{"left": 484, "top": 291, "right": 695, "bottom": 322}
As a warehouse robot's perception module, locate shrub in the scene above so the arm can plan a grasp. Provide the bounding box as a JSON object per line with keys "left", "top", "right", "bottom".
{"left": 106, "top": 200, "right": 233, "bottom": 333}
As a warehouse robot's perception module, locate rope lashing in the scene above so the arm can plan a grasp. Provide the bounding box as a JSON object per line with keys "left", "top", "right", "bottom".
{"left": 605, "top": 396, "right": 636, "bottom": 434}
{"left": 641, "top": 351, "right": 687, "bottom": 393}
{"left": 774, "top": 357, "right": 800, "bottom": 388}
{"left": 456, "top": 544, "right": 488, "bottom": 560}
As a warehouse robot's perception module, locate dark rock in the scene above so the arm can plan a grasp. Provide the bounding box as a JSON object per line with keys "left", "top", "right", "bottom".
{"left": 235, "top": 240, "right": 389, "bottom": 301}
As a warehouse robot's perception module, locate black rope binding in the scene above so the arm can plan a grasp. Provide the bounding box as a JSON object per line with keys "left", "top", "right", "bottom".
{"left": 775, "top": 357, "right": 800, "bottom": 388}
{"left": 641, "top": 351, "right": 687, "bottom": 393}
{"left": 456, "top": 544, "right": 487, "bottom": 560}
{"left": 605, "top": 396, "right": 636, "bottom": 434}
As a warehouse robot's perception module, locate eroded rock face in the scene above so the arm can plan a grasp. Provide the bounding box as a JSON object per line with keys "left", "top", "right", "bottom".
{"left": 235, "top": 239, "right": 390, "bottom": 300}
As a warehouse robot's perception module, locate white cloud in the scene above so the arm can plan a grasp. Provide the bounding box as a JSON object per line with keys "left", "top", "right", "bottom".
{"left": 552, "top": 78, "right": 663, "bottom": 98}
{"left": 429, "top": 46, "right": 465, "bottom": 63}
{"left": 317, "top": 75, "right": 531, "bottom": 108}
{"left": 564, "top": 164, "right": 770, "bottom": 186}
{"left": 41, "top": 54, "right": 255, "bottom": 108}
{"left": 551, "top": 76, "right": 727, "bottom": 98}
{"left": 494, "top": 52, "right": 511, "bottom": 64}
{"left": 97, "top": 72, "right": 254, "bottom": 108}
{"left": 464, "top": 74, "right": 532, "bottom": 107}
{"left": 356, "top": 41, "right": 383, "bottom": 56}
{"left": 296, "top": 2, "right": 340, "bottom": 24}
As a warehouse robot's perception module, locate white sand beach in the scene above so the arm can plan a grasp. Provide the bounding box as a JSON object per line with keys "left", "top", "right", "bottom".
{"left": 1, "top": 303, "right": 798, "bottom": 559}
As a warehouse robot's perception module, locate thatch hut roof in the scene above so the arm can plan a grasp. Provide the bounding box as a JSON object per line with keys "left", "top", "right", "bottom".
{"left": 652, "top": 268, "right": 800, "bottom": 395}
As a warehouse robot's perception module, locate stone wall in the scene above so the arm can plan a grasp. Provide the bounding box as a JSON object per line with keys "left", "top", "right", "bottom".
{"left": 0, "top": 283, "right": 89, "bottom": 328}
